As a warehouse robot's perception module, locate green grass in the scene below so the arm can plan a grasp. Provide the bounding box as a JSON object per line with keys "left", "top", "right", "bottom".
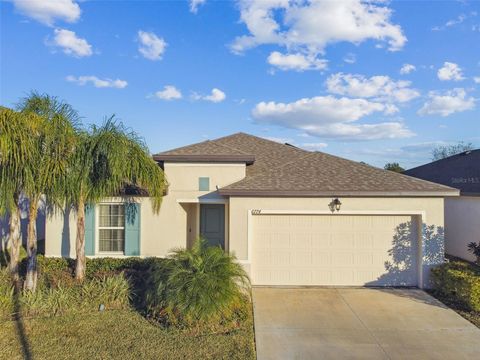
{"left": 428, "top": 255, "right": 480, "bottom": 329}
{"left": 0, "top": 308, "right": 256, "bottom": 360}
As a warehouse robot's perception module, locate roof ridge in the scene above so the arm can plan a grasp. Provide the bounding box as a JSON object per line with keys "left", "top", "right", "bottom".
{"left": 214, "top": 132, "right": 311, "bottom": 153}
{"left": 209, "top": 138, "right": 252, "bottom": 155}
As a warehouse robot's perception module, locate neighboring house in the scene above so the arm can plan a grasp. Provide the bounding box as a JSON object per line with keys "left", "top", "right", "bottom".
{"left": 404, "top": 150, "right": 480, "bottom": 263}
{"left": 45, "top": 133, "right": 459, "bottom": 288}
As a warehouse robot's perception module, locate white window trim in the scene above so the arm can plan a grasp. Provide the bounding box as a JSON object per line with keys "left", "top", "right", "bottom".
{"left": 95, "top": 203, "right": 126, "bottom": 256}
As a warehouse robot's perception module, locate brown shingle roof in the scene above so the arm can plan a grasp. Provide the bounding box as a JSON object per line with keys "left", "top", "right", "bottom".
{"left": 153, "top": 138, "right": 255, "bottom": 163}
{"left": 155, "top": 133, "right": 459, "bottom": 196}
{"left": 212, "top": 133, "right": 310, "bottom": 178}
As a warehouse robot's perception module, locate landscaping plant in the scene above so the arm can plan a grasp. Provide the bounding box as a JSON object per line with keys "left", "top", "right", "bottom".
{"left": 17, "top": 92, "right": 79, "bottom": 292}
{"left": 146, "top": 238, "right": 250, "bottom": 327}
{"left": 467, "top": 241, "right": 480, "bottom": 265}
{"left": 431, "top": 260, "right": 480, "bottom": 312}
{"left": 65, "top": 118, "right": 167, "bottom": 281}
{"left": 0, "top": 108, "right": 37, "bottom": 280}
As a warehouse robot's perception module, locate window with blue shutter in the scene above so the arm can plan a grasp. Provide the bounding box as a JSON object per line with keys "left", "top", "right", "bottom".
{"left": 125, "top": 203, "right": 140, "bottom": 256}
{"left": 199, "top": 177, "right": 210, "bottom": 191}
{"left": 85, "top": 204, "right": 95, "bottom": 256}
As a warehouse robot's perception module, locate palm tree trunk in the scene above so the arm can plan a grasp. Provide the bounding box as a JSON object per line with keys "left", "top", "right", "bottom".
{"left": 24, "top": 198, "right": 38, "bottom": 292}
{"left": 8, "top": 200, "right": 21, "bottom": 281}
{"left": 75, "top": 198, "right": 86, "bottom": 281}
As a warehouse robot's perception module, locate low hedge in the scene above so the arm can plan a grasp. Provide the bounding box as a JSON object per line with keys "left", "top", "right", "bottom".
{"left": 431, "top": 260, "right": 480, "bottom": 312}
{"left": 0, "top": 256, "right": 164, "bottom": 319}
{"left": 0, "top": 270, "right": 130, "bottom": 319}
{"left": 28, "top": 256, "right": 153, "bottom": 279}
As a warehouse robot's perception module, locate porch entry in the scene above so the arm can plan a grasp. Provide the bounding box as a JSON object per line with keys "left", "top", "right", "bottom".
{"left": 200, "top": 204, "right": 225, "bottom": 249}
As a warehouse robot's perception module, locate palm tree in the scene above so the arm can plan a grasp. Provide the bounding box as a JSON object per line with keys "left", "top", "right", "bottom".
{"left": 467, "top": 242, "right": 480, "bottom": 265}
{"left": 0, "top": 108, "right": 37, "bottom": 280}
{"left": 66, "top": 118, "right": 166, "bottom": 280}
{"left": 17, "top": 93, "right": 79, "bottom": 291}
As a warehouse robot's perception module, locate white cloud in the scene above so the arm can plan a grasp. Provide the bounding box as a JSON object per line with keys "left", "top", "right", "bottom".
{"left": 326, "top": 73, "right": 420, "bottom": 103}
{"left": 252, "top": 95, "right": 414, "bottom": 141}
{"left": 267, "top": 51, "right": 327, "bottom": 71}
{"left": 418, "top": 88, "right": 475, "bottom": 117}
{"left": 343, "top": 53, "right": 356, "bottom": 64}
{"left": 432, "top": 13, "right": 466, "bottom": 31}
{"left": 474, "top": 76, "right": 480, "bottom": 84}
{"left": 50, "top": 29, "right": 92, "bottom": 57}
{"left": 192, "top": 88, "right": 226, "bottom": 103}
{"left": 190, "top": 0, "right": 206, "bottom": 13}
{"left": 153, "top": 85, "right": 182, "bottom": 100}
{"left": 231, "top": 0, "right": 406, "bottom": 66}
{"left": 66, "top": 75, "right": 127, "bottom": 89}
{"left": 437, "top": 62, "right": 465, "bottom": 81}
{"left": 400, "top": 63, "right": 416, "bottom": 74}
{"left": 13, "top": 0, "right": 80, "bottom": 26}
{"left": 137, "top": 30, "right": 167, "bottom": 61}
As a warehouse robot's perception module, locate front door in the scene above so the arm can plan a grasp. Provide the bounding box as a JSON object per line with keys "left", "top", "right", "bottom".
{"left": 200, "top": 204, "right": 225, "bottom": 249}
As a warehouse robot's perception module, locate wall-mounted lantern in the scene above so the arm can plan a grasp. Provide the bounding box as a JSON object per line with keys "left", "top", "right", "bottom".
{"left": 329, "top": 198, "right": 342, "bottom": 212}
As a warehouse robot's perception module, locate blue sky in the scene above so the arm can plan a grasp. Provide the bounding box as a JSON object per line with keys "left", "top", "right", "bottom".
{"left": 1, "top": 0, "right": 479, "bottom": 168}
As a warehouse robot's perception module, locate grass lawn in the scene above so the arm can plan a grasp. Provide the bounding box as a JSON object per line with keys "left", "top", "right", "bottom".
{"left": 428, "top": 255, "right": 480, "bottom": 329}
{"left": 0, "top": 309, "right": 256, "bottom": 360}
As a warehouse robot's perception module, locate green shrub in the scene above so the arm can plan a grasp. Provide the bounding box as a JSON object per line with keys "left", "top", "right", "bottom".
{"left": 146, "top": 239, "right": 250, "bottom": 327}
{"left": 0, "top": 271, "right": 131, "bottom": 319}
{"left": 84, "top": 257, "right": 147, "bottom": 278}
{"left": 431, "top": 260, "right": 480, "bottom": 311}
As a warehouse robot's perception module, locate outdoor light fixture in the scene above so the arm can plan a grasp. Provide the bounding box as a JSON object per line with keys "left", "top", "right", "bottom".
{"left": 329, "top": 198, "right": 342, "bottom": 212}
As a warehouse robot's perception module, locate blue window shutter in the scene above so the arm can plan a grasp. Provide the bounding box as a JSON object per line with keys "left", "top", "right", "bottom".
{"left": 125, "top": 203, "right": 140, "bottom": 256}
{"left": 199, "top": 177, "right": 210, "bottom": 191}
{"left": 85, "top": 204, "right": 95, "bottom": 256}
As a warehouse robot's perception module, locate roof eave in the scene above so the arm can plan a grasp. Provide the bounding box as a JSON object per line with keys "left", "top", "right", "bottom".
{"left": 153, "top": 154, "right": 255, "bottom": 164}
{"left": 218, "top": 189, "right": 460, "bottom": 197}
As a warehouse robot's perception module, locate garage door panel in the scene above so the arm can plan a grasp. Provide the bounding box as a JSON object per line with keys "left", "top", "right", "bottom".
{"left": 312, "top": 251, "right": 331, "bottom": 266}
{"left": 311, "top": 233, "right": 332, "bottom": 248}
{"left": 295, "top": 251, "right": 314, "bottom": 266}
{"left": 331, "top": 233, "right": 355, "bottom": 248}
{"left": 272, "top": 251, "right": 290, "bottom": 266}
{"left": 252, "top": 214, "right": 418, "bottom": 286}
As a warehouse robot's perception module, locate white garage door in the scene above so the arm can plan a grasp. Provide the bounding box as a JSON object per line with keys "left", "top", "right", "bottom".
{"left": 251, "top": 214, "right": 418, "bottom": 286}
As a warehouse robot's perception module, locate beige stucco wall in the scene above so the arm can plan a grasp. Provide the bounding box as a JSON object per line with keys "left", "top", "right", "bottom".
{"left": 445, "top": 196, "right": 480, "bottom": 262}
{"left": 44, "top": 159, "right": 448, "bottom": 288}
{"left": 228, "top": 197, "right": 446, "bottom": 288}
{"left": 45, "top": 162, "right": 244, "bottom": 257}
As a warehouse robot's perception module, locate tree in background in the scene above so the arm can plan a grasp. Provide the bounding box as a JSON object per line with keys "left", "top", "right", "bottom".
{"left": 66, "top": 118, "right": 167, "bottom": 281}
{"left": 384, "top": 162, "right": 405, "bottom": 173}
{"left": 432, "top": 142, "right": 474, "bottom": 161}
{"left": 0, "top": 108, "right": 37, "bottom": 280}
{"left": 17, "top": 93, "right": 79, "bottom": 291}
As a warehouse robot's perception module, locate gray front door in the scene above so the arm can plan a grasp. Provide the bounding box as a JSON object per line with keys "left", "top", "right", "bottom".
{"left": 200, "top": 204, "right": 225, "bottom": 249}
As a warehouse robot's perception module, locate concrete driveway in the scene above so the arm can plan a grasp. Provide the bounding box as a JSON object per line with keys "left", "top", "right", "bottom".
{"left": 253, "top": 288, "right": 480, "bottom": 360}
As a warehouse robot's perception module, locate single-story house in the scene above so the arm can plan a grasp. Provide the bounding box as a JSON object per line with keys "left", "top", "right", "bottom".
{"left": 404, "top": 150, "right": 480, "bottom": 263}
{"left": 45, "top": 133, "right": 459, "bottom": 288}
